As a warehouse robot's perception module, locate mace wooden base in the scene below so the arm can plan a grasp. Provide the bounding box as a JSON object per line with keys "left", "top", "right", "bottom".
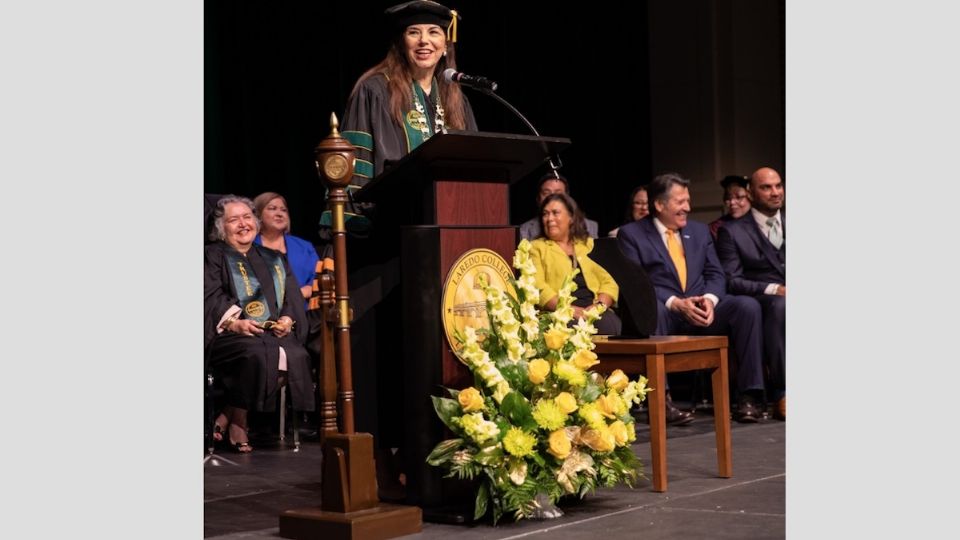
{"left": 279, "top": 504, "right": 423, "bottom": 540}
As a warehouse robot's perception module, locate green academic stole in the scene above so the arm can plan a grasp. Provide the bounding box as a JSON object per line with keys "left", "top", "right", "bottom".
{"left": 403, "top": 79, "right": 440, "bottom": 152}
{"left": 225, "top": 249, "right": 286, "bottom": 324}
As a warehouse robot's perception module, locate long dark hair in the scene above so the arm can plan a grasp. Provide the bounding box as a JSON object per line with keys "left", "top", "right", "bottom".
{"left": 623, "top": 185, "right": 648, "bottom": 224}
{"left": 539, "top": 193, "right": 589, "bottom": 242}
{"left": 351, "top": 32, "right": 469, "bottom": 130}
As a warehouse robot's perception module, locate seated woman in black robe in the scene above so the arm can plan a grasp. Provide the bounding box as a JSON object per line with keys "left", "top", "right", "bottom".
{"left": 204, "top": 195, "right": 316, "bottom": 452}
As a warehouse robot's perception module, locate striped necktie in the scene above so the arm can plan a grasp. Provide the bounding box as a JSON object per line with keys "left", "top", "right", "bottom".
{"left": 666, "top": 229, "right": 686, "bottom": 290}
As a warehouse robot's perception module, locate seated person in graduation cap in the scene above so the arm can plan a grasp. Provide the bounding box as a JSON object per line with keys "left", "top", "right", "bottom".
{"left": 519, "top": 172, "right": 600, "bottom": 241}
{"left": 204, "top": 195, "right": 316, "bottom": 453}
{"left": 708, "top": 175, "right": 751, "bottom": 241}
{"left": 529, "top": 193, "right": 622, "bottom": 335}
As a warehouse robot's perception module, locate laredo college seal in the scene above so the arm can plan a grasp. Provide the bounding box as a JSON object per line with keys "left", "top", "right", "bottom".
{"left": 442, "top": 249, "right": 516, "bottom": 360}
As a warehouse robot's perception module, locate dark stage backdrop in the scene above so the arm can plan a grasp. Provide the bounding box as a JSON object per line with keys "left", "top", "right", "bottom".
{"left": 205, "top": 0, "right": 653, "bottom": 241}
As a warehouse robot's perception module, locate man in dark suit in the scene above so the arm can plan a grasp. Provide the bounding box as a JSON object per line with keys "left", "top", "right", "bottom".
{"left": 716, "top": 167, "right": 786, "bottom": 421}
{"left": 618, "top": 172, "right": 766, "bottom": 423}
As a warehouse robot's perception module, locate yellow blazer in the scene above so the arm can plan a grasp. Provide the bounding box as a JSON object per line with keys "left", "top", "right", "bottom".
{"left": 529, "top": 237, "right": 619, "bottom": 307}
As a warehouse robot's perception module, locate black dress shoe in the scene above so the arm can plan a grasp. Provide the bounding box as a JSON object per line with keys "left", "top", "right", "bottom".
{"left": 665, "top": 400, "right": 694, "bottom": 426}
{"left": 736, "top": 398, "right": 760, "bottom": 423}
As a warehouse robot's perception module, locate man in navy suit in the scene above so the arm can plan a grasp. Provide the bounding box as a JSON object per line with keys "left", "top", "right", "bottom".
{"left": 716, "top": 167, "right": 786, "bottom": 420}
{"left": 618, "top": 172, "right": 766, "bottom": 423}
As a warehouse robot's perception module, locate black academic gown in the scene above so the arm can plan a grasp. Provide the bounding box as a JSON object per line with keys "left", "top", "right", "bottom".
{"left": 204, "top": 242, "right": 315, "bottom": 413}
{"left": 341, "top": 73, "right": 478, "bottom": 188}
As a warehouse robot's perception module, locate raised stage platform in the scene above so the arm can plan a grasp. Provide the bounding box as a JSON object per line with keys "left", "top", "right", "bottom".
{"left": 205, "top": 403, "right": 785, "bottom": 540}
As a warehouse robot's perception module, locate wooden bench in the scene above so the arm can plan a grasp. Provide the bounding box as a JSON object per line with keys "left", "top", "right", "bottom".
{"left": 592, "top": 335, "right": 732, "bottom": 492}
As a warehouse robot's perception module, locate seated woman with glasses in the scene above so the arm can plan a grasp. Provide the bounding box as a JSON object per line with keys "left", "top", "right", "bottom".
{"left": 607, "top": 185, "right": 650, "bottom": 238}
{"left": 204, "top": 195, "right": 316, "bottom": 453}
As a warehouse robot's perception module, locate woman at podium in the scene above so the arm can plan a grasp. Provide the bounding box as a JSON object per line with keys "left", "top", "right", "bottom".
{"left": 530, "top": 193, "right": 623, "bottom": 336}
{"left": 335, "top": 0, "right": 480, "bottom": 499}
{"left": 340, "top": 0, "right": 477, "bottom": 189}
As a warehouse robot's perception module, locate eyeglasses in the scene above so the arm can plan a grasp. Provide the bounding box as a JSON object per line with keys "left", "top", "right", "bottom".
{"left": 724, "top": 195, "right": 748, "bottom": 202}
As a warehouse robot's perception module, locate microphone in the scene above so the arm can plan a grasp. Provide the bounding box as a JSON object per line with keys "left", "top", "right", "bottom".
{"left": 443, "top": 68, "right": 498, "bottom": 92}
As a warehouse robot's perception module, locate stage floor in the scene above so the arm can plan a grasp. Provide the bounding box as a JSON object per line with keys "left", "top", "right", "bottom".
{"left": 204, "top": 405, "right": 785, "bottom": 539}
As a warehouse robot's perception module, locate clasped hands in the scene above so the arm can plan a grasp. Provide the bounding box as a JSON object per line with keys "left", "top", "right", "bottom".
{"left": 230, "top": 316, "right": 295, "bottom": 338}
{"left": 672, "top": 296, "right": 715, "bottom": 327}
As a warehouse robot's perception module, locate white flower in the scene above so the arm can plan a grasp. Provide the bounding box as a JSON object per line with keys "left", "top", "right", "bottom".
{"left": 508, "top": 459, "right": 528, "bottom": 485}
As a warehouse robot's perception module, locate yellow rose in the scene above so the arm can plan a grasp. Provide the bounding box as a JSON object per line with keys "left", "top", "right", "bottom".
{"left": 458, "top": 387, "right": 484, "bottom": 413}
{"left": 555, "top": 392, "right": 579, "bottom": 414}
{"left": 581, "top": 426, "right": 616, "bottom": 453}
{"left": 610, "top": 420, "right": 630, "bottom": 446}
{"left": 572, "top": 349, "right": 599, "bottom": 370}
{"left": 544, "top": 327, "right": 568, "bottom": 350}
{"left": 595, "top": 394, "right": 618, "bottom": 418}
{"left": 606, "top": 369, "right": 629, "bottom": 392}
{"left": 527, "top": 359, "right": 551, "bottom": 384}
{"left": 547, "top": 429, "right": 571, "bottom": 459}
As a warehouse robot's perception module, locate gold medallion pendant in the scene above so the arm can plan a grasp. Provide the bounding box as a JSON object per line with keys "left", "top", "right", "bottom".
{"left": 441, "top": 249, "right": 516, "bottom": 360}
{"left": 244, "top": 300, "right": 266, "bottom": 318}
{"left": 406, "top": 109, "right": 426, "bottom": 129}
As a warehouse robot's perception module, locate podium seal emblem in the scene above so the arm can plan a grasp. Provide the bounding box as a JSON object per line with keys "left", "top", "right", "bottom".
{"left": 442, "top": 248, "right": 516, "bottom": 360}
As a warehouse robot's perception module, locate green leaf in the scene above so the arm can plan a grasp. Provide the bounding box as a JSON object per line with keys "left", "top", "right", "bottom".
{"left": 432, "top": 396, "right": 463, "bottom": 433}
{"left": 499, "top": 392, "right": 538, "bottom": 432}
{"left": 494, "top": 417, "right": 512, "bottom": 441}
{"left": 440, "top": 386, "right": 461, "bottom": 400}
{"left": 426, "top": 438, "right": 464, "bottom": 466}
{"left": 474, "top": 481, "right": 490, "bottom": 520}
{"left": 474, "top": 444, "right": 504, "bottom": 466}
{"left": 578, "top": 380, "right": 602, "bottom": 403}
{"left": 452, "top": 327, "right": 465, "bottom": 346}
{"left": 499, "top": 363, "right": 532, "bottom": 395}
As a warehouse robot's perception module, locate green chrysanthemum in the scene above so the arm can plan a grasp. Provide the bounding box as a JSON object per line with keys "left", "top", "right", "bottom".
{"left": 503, "top": 427, "right": 537, "bottom": 457}
{"left": 553, "top": 360, "right": 587, "bottom": 387}
{"left": 532, "top": 399, "right": 567, "bottom": 431}
{"left": 578, "top": 402, "right": 607, "bottom": 430}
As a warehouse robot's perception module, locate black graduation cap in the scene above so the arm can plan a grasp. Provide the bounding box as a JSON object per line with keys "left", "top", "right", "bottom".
{"left": 384, "top": 1, "right": 460, "bottom": 42}
{"left": 720, "top": 175, "right": 749, "bottom": 189}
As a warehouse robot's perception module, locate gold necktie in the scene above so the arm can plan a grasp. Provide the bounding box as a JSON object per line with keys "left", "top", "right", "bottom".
{"left": 666, "top": 229, "right": 686, "bottom": 291}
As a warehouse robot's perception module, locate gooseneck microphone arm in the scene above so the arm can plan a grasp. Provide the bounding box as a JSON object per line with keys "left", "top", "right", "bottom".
{"left": 474, "top": 87, "right": 563, "bottom": 177}
{"left": 443, "top": 69, "right": 562, "bottom": 176}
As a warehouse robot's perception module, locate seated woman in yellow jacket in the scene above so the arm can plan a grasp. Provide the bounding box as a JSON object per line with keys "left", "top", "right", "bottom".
{"left": 529, "top": 193, "right": 622, "bottom": 335}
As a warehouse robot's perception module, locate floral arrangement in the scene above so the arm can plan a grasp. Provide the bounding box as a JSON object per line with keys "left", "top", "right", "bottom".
{"left": 427, "top": 239, "right": 651, "bottom": 524}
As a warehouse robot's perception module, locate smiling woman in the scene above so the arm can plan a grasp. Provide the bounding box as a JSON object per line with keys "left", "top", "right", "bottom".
{"left": 339, "top": 0, "right": 477, "bottom": 190}
{"left": 204, "top": 195, "right": 316, "bottom": 454}
{"left": 252, "top": 192, "right": 319, "bottom": 304}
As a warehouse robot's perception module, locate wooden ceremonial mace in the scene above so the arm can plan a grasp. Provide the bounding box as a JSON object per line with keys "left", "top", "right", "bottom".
{"left": 278, "top": 114, "right": 422, "bottom": 540}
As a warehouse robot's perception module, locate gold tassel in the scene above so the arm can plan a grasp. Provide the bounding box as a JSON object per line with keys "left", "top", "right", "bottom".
{"left": 447, "top": 10, "right": 458, "bottom": 43}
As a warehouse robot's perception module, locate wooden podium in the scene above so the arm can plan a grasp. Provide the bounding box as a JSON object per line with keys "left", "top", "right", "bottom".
{"left": 355, "top": 131, "right": 570, "bottom": 520}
